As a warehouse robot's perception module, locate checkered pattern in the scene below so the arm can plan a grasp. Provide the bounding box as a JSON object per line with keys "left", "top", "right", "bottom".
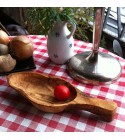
{"left": 0, "top": 35, "right": 125, "bottom": 132}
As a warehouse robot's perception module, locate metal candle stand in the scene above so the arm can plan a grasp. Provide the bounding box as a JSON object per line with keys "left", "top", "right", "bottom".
{"left": 67, "top": 7, "right": 122, "bottom": 85}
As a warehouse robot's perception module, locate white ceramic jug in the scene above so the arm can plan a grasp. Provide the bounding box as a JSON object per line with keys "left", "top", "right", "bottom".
{"left": 47, "top": 21, "right": 76, "bottom": 64}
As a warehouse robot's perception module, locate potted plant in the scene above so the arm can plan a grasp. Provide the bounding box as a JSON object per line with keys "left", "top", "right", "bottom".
{"left": 27, "top": 8, "right": 77, "bottom": 64}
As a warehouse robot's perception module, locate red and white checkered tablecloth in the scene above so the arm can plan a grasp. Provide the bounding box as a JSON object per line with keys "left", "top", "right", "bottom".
{"left": 0, "top": 35, "right": 125, "bottom": 132}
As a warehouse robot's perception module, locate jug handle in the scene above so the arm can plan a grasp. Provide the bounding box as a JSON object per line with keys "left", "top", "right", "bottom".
{"left": 67, "top": 21, "right": 76, "bottom": 39}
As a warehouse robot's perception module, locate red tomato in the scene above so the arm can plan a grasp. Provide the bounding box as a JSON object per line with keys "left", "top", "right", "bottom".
{"left": 54, "top": 85, "right": 70, "bottom": 101}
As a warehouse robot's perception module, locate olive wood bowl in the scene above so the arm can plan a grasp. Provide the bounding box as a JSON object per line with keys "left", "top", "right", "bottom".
{"left": 7, "top": 72, "right": 117, "bottom": 122}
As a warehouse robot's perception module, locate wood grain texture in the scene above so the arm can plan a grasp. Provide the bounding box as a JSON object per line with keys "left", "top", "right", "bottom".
{"left": 7, "top": 72, "right": 117, "bottom": 122}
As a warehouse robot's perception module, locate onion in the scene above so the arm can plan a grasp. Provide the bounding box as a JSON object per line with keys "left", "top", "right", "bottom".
{"left": 9, "top": 36, "right": 34, "bottom": 61}
{"left": 0, "top": 30, "right": 10, "bottom": 45}
{"left": 0, "top": 44, "right": 9, "bottom": 55}
{"left": 0, "top": 54, "right": 16, "bottom": 73}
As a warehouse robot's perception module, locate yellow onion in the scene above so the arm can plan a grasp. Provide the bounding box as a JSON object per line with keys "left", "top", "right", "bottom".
{"left": 0, "top": 54, "right": 16, "bottom": 73}
{"left": 0, "top": 30, "right": 10, "bottom": 45}
{"left": 0, "top": 44, "right": 9, "bottom": 55}
{"left": 9, "top": 36, "right": 34, "bottom": 61}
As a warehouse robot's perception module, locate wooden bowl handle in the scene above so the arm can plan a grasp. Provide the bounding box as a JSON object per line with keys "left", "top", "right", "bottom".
{"left": 73, "top": 92, "right": 117, "bottom": 122}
